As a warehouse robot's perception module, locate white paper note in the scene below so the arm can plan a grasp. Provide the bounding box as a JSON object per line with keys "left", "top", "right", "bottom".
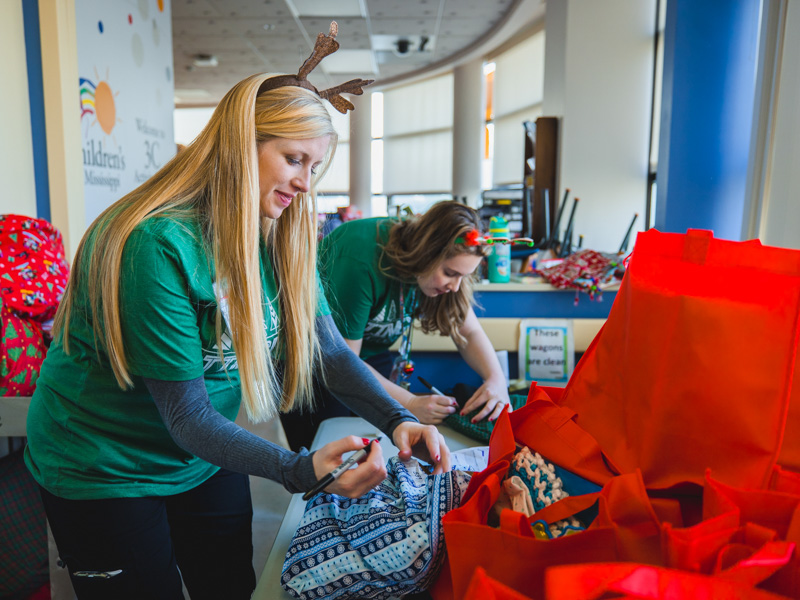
{"left": 449, "top": 446, "right": 490, "bottom": 472}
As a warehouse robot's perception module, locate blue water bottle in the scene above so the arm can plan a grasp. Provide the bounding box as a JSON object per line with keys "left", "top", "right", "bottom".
{"left": 487, "top": 216, "right": 511, "bottom": 283}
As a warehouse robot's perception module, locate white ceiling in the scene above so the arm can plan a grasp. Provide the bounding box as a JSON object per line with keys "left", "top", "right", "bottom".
{"left": 172, "top": 0, "right": 545, "bottom": 106}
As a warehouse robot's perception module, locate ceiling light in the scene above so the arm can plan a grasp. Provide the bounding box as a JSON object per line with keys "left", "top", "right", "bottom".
{"left": 288, "top": 0, "right": 363, "bottom": 17}
{"left": 192, "top": 54, "right": 218, "bottom": 68}
{"left": 319, "top": 49, "right": 376, "bottom": 75}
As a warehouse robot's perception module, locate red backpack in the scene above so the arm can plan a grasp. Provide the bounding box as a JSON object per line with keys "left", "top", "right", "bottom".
{"left": 0, "top": 214, "right": 70, "bottom": 396}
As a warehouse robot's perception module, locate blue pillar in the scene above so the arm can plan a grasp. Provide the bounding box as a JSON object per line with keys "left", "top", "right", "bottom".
{"left": 655, "top": 0, "right": 760, "bottom": 240}
{"left": 22, "top": 0, "right": 51, "bottom": 221}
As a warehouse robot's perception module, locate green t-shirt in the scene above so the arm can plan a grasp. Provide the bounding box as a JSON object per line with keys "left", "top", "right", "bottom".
{"left": 319, "top": 217, "right": 417, "bottom": 359}
{"left": 25, "top": 214, "right": 329, "bottom": 500}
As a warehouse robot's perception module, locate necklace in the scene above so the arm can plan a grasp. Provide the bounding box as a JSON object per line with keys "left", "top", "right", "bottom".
{"left": 389, "top": 284, "right": 417, "bottom": 389}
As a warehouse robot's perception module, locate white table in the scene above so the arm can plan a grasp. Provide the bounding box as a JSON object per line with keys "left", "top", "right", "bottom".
{"left": 252, "top": 417, "right": 480, "bottom": 599}
{"left": 0, "top": 395, "right": 32, "bottom": 438}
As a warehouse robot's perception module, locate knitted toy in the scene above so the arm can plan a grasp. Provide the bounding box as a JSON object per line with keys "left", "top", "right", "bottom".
{"left": 508, "top": 447, "right": 584, "bottom": 539}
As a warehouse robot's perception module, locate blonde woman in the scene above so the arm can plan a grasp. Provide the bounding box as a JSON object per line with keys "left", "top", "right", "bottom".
{"left": 281, "top": 201, "right": 511, "bottom": 451}
{"left": 24, "top": 72, "right": 448, "bottom": 600}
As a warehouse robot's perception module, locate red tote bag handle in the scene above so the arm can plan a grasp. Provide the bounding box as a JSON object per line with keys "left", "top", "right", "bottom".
{"left": 505, "top": 384, "right": 620, "bottom": 486}
{"left": 527, "top": 490, "right": 602, "bottom": 525}
{"left": 464, "top": 567, "right": 535, "bottom": 600}
{"left": 715, "top": 541, "right": 796, "bottom": 586}
{"left": 500, "top": 509, "right": 538, "bottom": 538}
{"left": 527, "top": 470, "right": 666, "bottom": 565}
{"left": 449, "top": 470, "right": 507, "bottom": 525}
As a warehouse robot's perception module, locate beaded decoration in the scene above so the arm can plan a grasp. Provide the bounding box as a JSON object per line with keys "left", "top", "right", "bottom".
{"left": 455, "top": 228, "right": 535, "bottom": 247}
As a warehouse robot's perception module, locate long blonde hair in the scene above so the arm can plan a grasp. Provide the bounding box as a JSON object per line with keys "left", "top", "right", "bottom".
{"left": 55, "top": 74, "right": 338, "bottom": 422}
{"left": 381, "top": 201, "right": 485, "bottom": 346}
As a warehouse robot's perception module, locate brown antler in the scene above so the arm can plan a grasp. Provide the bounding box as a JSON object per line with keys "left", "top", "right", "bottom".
{"left": 297, "top": 22, "right": 340, "bottom": 80}
{"left": 319, "top": 78, "right": 375, "bottom": 114}
{"left": 256, "top": 21, "right": 374, "bottom": 114}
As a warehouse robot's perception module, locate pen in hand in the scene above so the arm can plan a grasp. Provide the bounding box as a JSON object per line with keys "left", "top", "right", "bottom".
{"left": 417, "top": 376, "right": 445, "bottom": 396}
{"left": 302, "top": 437, "right": 382, "bottom": 501}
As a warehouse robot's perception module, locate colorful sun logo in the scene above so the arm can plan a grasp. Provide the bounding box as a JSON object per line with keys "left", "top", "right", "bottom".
{"left": 79, "top": 69, "right": 121, "bottom": 136}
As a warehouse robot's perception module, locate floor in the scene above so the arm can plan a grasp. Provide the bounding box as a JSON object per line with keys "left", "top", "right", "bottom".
{"left": 235, "top": 411, "right": 294, "bottom": 584}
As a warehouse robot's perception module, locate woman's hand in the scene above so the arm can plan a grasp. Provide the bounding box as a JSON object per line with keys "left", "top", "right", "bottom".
{"left": 406, "top": 394, "right": 458, "bottom": 424}
{"left": 460, "top": 375, "right": 511, "bottom": 423}
{"left": 311, "top": 436, "right": 387, "bottom": 498}
{"left": 392, "top": 421, "right": 451, "bottom": 474}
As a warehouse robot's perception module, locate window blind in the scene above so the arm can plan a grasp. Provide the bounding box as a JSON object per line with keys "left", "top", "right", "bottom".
{"left": 382, "top": 74, "right": 454, "bottom": 194}
{"left": 491, "top": 31, "right": 545, "bottom": 186}
{"left": 318, "top": 106, "right": 349, "bottom": 194}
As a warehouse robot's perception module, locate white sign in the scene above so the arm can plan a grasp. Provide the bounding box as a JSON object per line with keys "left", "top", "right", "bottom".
{"left": 518, "top": 319, "right": 575, "bottom": 386}
{"left": 76, "top": 0, "right": 175, "bottom": 225}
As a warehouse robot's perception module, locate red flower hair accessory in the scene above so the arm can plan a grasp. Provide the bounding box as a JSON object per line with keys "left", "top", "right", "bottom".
{"left": 455, "top": 229, "right": 483, "bottom": 246}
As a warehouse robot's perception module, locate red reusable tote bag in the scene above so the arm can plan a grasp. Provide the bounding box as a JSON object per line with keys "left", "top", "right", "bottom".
{"left": 559, "top": 229, "right": 800, "bottom": 492}
{"left": 464, "top": 567, "right": 535, "bottom": 600}
{"left": 544, "top": 563, "right": 793, "bottom": 600}
{"left": 433, "top": 394, "right": 665, "bottom": 600}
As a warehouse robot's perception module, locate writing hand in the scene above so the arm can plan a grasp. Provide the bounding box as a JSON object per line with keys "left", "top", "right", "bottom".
{"left": 406, "top": 393, "right": 458, "bottom": 424}
{"left": 311, "top": 436, "right": 386, "bottom": 498}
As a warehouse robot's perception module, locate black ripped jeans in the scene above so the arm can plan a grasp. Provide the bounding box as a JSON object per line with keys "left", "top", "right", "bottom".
{"left": 39, "top": 468, "right": 255, "bottom": 600}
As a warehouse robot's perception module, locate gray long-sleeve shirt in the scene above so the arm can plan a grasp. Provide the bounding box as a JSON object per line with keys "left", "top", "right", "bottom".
{"left": 144, "top": 314, "right": 416, "bottom": 494}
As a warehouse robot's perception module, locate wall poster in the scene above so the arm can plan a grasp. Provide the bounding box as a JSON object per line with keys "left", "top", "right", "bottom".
{"left": 517, "top": 318, "right": 575, "bottom": 387}
{"left": 76, "top": 0, "right": 174, "bottom": 225}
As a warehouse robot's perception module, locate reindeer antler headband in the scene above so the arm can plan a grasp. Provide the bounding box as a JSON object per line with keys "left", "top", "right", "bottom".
{"left": 257, "top": 22, "right": 373, "bottom": 114}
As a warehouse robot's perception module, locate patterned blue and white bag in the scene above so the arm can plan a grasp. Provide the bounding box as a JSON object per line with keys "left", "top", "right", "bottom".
{"left": 281, "top": 456, "right": 471, "bottom": 600}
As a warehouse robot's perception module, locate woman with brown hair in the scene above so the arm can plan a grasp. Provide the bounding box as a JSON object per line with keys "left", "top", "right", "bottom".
{"left": 24, "top": 30, "right": 449, "bottom": 597}
{"left": 280, "top": 201, "right": 511, "bottom": 451}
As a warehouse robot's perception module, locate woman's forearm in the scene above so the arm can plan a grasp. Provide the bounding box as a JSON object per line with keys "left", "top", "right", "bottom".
{"left": 143, "top": 376, "right": 317, "bottom": 493}
{"left": 317, "top": 315, "right": 418, "bottom": 437}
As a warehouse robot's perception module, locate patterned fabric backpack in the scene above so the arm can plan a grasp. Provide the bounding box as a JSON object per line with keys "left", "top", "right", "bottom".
{"left": 0, "top": 214, "right": 70, "bottom": 396}
{"left": 281, "top": 456, "right": 471, "bottom": 600}
{"left": 0, "top": 297, "right": 47, "bottom": 396}
{"left": 536, "top": 249, "right": 623, "bottom": 300}
{"left": 0, "top": 214, "right": 69, "bottom": 321}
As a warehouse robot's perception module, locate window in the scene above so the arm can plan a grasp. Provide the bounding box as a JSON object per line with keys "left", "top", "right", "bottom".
{"left": 489, "top": 31, "right": 545, "bottom": 187}
{"left": 174, "top": 107, "right": 215, "bottom": 146}
{"left": 482, "top": 62, "right": 496, "bottom": 190}
{"left": 381, "top": 73, "right": 454, "bottom": 209}
{"left": 318, "top": 106, "right": 350, "bottom": 199}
